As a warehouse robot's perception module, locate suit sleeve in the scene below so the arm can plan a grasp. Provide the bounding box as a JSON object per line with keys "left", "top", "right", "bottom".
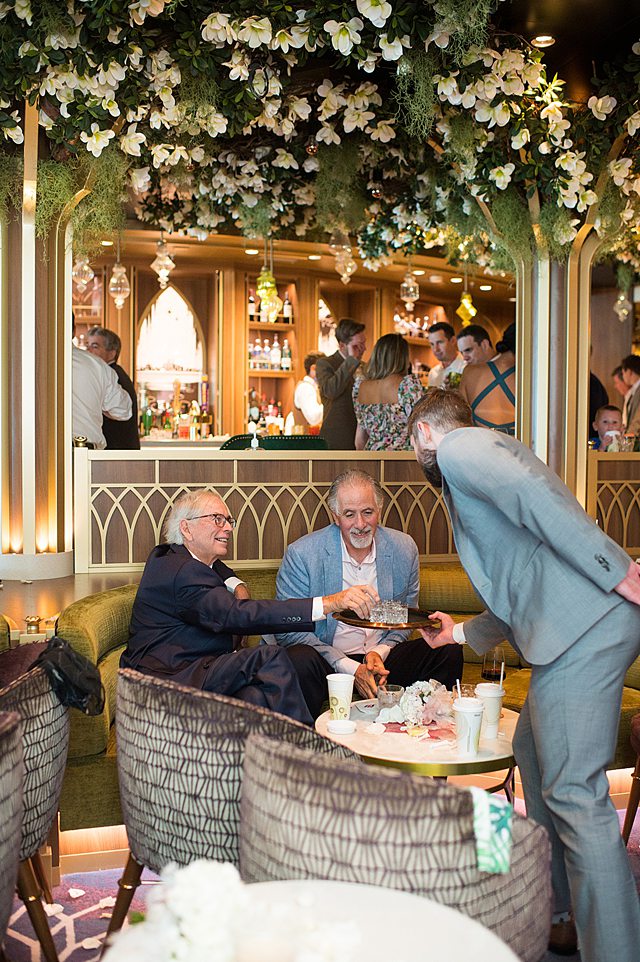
{"left": 316, "top": 354, "right": 360, "bottom": 401}
{"left": 102, "top": 365, "right": 133, "bottom": 422}
{"left": 380, "top": 540, "right": 420, "bottom": 648}
{"left": 274, "top": 543, "right": 346, "bottom": 669}
{"left": 175, "top": 562, "right": 314, "bottom": 634}
{"left": 461, "top": 610, "right": 512, "bottom": 656}
{"left": 440, "top": 432, "right": 631, "bottom": 593}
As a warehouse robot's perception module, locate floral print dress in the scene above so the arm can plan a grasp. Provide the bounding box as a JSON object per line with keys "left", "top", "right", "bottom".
{"left": 352, "top": 373, "right": 425, "bottom": 450}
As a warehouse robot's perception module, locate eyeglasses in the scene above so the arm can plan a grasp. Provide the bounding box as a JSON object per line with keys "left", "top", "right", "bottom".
{"left": 188, "top": 513, "right": 237, "bottom": 529}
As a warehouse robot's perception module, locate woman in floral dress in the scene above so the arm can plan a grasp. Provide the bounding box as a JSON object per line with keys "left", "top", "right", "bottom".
{"left": 353, "top": 333, "right": 425, "bottom": 450}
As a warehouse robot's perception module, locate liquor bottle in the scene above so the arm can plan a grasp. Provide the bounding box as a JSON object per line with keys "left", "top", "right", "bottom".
{"left": 248, "top": 290, "right": 256, "bottom": 318}
{"left": 253, "top": 336, "right": 262, "bottom": 369}
{"left": 281, "top": 338, "right": 292, "bottom": 371}
{"left": 270, "top": 334, "right": 281, "bottom": 370}
{"left": 283, "top": 292, "right": 293, "bottom": 320}
{"left": 248, "top": 339, "right": 254, "bottom": 369}
{"left": 263, "top": 338, "right": 271, "bottom": 370}
{"left": 259, "top": 299, "right": 268, "bottom": 323}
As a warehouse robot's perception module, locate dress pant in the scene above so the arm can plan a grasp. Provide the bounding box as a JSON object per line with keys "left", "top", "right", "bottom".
{"left": 513, "top": 601, "right": 640, "bottom": 962}
{"left": 285, "top": 637, "right": 463, "bottom": 719}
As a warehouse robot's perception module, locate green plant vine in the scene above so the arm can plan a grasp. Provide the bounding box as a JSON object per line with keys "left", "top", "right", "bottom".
{"left": 314, "top": 141, "right": 368, "bottom": 234}
{"left": 0, "top": 153, "right": 23, "bottom": 222}
{"left": 394, "top": 50, "right": 437, "bottom": 141}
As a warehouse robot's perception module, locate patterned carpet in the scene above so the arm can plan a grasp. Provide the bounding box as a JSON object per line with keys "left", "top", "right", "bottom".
{"left": 4, "top": 820, "right": 640, "bottom": 962}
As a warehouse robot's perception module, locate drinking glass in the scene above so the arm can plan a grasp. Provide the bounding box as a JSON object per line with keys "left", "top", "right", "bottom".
{"left": 481, "top": 645, "right": 506, "bottom": 682}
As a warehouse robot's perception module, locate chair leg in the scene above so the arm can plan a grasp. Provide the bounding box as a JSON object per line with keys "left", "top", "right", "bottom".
{"left": 100, "top": 853, "right": 144, "bottom": 958}
{"left": 31, "top": 851, "right": 54, "bottom": 904}
{"left": 622, "top": 757, "right": 640, "bottom": 844}
{"left": 16, "top": 860, "right": 59, "bottom": 962}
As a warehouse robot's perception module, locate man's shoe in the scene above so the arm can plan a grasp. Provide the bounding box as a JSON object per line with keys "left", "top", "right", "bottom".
{"left": 548, "top": 918, "right": 578, "bottom": 956}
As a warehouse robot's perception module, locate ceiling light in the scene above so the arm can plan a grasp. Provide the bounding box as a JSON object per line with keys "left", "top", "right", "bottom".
{"left": 245, "top": 247, "right": 260, "bottom": 255}
{"left": 308, "top": 254, "right": 321, "bottom": 261}
{"left": 412, "top": 269, "right": 425, "bottom": 276}
{"left": 531, "top": 34, "right": 555, "bottom": 48}
{"left": 101, "top": 239, "right": 114, "bottom": 247}
{"left": 429, "top": 274, "right": 443, "bottom": 283}
{"left": 450, "top": 276, "right": 463, "bottom": 284}
{"left": 479, "top": 284, "right": 492, "bottom": 291}
{"left": 151, "top": 233, "right": 175, "bottom": 290}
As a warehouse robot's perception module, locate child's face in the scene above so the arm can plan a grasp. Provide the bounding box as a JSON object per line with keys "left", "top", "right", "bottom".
{"left": 593, "top": 411, "right": 622, "bottom": 442}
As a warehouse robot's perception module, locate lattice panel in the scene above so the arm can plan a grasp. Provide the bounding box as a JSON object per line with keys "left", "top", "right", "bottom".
{"left": 76, "top": 452, "right": 456, "bottom": 572}
{"left": 595, "top": 481, "right": 640, "bottom": 557}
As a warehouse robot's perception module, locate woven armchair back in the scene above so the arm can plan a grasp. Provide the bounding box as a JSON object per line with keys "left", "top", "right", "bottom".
{"left": 0, "top": 711, "right": 22, "bottom": 944}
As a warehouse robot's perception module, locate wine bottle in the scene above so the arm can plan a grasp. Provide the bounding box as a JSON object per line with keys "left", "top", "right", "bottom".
{"left": 283, "top": 292, "right": 293, "bottom": 320}
{"left": 248, "top": 339, "right": 254, "bottom": 369}
{"left": 281, "top": 338, "right": 292, "bottom": 371}
{"left": 263, "top": 338, "right": 271, "bottom": 370}
{"left": 270, "top": 334, "right": 282, "bottom": 370}
{"left": 248, "top": 290, "right": 256, "bottom": 318}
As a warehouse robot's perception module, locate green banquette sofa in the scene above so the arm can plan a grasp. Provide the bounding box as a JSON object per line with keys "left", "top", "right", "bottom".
{"left": 55, "top": 563, "right": 640, "bottom": 832}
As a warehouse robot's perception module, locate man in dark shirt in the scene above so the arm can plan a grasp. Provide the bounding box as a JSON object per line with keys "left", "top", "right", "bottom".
{"left": 86, "top": 326, "right": 140, "bottom": 449}
{"left": 316, "top": 318, "right": 366, "bottom": 449}
{"left": 122, "top": 489, "right": 377, "bottom": 723}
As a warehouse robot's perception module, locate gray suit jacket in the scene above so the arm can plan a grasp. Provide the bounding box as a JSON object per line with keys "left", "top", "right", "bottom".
{"left": 317, "top": 351, "right": 360, "bottom": 449}
{"left": 625, "top": 384, "right": 640, "bottom": 434}
{"left": 438, "top": 428, "right": 631, "bottom": 665}
{"left": 273, "top": 524, "right": 420, "bottom": 669}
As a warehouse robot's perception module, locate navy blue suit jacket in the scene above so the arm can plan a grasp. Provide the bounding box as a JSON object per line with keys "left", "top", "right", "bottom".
{"left": 122, "top": 543, "right": 314, "bottom": 688}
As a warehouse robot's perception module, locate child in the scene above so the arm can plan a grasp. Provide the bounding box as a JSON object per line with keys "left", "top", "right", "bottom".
{"left": 591, "top": 404, "right": 623, "bottom": 450}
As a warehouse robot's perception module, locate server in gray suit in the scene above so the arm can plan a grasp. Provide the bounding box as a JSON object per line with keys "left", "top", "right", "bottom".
{"left": 317, "top": 318, "right": 366, "bottom": 449}
{"left": 408, "top": 390, "right": 640, "bottom": 962}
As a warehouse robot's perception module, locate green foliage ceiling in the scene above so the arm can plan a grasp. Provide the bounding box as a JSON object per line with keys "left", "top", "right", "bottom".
{"left": 0, "top": 0, "right": 638, "bottom": 271}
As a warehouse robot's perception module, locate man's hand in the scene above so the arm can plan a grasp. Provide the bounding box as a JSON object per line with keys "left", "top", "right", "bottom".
{"left": 354, "top": 652, "right": 389, "bottom": 699}
{"left": 346, "top": 340, "right": 365, "bottom": 361}
{"left": 419, "top": 610, "right": 456, "bottom": 648}
{"left": 233, "top": 582, "right": 251, "bottom": 649}
{"left": 614, "top": 561, "right": 640, "bottom": 606}
{"left": 322, "top": 584, "right": 379, "bottom": 618}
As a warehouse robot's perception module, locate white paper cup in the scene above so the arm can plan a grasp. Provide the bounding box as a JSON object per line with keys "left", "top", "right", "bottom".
{"left": 327, "top": 673, "right": 354, "bottom": 721}
{"left": 474, "top": 683, "right": 505, "bottom": 739}
{"left": 453, "top": 696, "right": 484, "bottom": 757}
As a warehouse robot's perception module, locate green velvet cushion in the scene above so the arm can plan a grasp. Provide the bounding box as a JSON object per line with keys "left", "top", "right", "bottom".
{"left": 56, "top": 584, "right": 138, "bottom": 664}
{"left": 0, "top": 615, "right": 9, "bottom": 653}
{"left": 236, "top": 567, "right": 278, "bottom": 601}
{"left": 420, "top": 563, "right": 483, "bottom": 614}
{"left": 624, "top": 656, "right": 640, "bottom": 692}
{"left": 60, "top": 723, "right": 121, "bottom": 832}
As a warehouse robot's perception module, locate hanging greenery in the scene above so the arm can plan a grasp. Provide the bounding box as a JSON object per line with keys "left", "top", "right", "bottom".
{"left": 35, "top": 161, "right": 76, "bottom": 240}
{"left": 394, "top": 51, "right": 438, "bottom": 141}
{"left": 0, "top": 153, "right": 22, "bottom": 221}
{"left": 490, "top": 189, "right": 535, "bottom": 266}
{"left": 237, "top": 198, "right": 274, "bottom": 239}
{"left": 314, "top": 142, "right": 368, "bottom": 234}
{"left": 71, "top": 148, "right": 128, "bottom": 257}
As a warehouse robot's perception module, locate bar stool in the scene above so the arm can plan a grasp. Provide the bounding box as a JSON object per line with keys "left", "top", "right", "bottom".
{"left": 621, "top": 711, "right": 640, "bottom": 844}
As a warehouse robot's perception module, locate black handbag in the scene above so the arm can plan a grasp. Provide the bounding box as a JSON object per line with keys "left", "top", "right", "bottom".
{"left": 32, "top": 636, "right": 105, "bottom": 716}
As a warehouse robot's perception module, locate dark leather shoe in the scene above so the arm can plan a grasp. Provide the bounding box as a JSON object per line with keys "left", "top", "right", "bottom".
{"left": 548, "top": 918, "right": 578, "bottom": 956}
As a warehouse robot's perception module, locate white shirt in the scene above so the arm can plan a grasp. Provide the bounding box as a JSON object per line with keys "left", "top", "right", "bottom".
{"left": 332, "top": 539, "right": 391, "bottom": 676}
{"left": 622, "top": 379, "right": 639, "bottom": 430}
{"left": 294, "top": 376, "right": 323, "bottom": 426}
{"left": 72, "top": 346, "right": 132, "bottom": 449}
{"left": 427, "top": 354, "right": 466, "bottom": 388}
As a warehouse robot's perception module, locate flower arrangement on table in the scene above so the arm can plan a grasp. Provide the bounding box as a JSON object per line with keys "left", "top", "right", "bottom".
{"left": 104, "top": 859, "right": 362, "bottom": 962}
{"left": 377, "top": 679, "right": 455, "bottom": 736}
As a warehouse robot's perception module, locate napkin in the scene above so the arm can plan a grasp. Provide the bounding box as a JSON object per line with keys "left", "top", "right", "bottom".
{"left": 376, "top": 705, "right": 404, "bottom": 724}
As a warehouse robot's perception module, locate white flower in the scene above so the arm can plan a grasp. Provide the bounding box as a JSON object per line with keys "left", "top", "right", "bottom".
{"left": 120, "top": 124, "right": 146, "bottom": 156}
{"left": 425, "top": 25, "right": 450, "bottom": 49}
{"left": 102, "top": 96, "right": 121, "bottom": 118}
{"left": 150, "top": 143, "right": 172, "bottom": 167}
{"left": 378, "top": 33, "right": 409, "bottom": 61}
{"left": 633, "top": 40, "right": 640, "bottom": 55}
{"left": 98, "top": 61, "right": 126, "bottom": 88}
{"left": 540, "top": 102, "right": 564, "bottom": 123}
{"left": 107, "top": 26, "right": 122, "bottom": 43}
{"left": 548, "top": 118, "right": 571, "bottom": 143}
{"left": 237, "top": 16, "right": 272, "bottom": 48}
{"left": 511, "top": 128, "right": 530, "bottom": 150}
{"left": 80, "top": 123, "right": 116, "bottom": 157}
{"left": 223, "top": 50, "right": 250, "bottom": 81}
{"left": 130, "top": 166, "right": 151, "bottom": 193}
{"left": 436, "top": 72, "right": 459, "bottom": 101}
{"left": 576, "top": 188, "right": 597, "bottom": 212}
{"left": 317, "top": 79, "right": 347, "bottom": 119}
{"left": 556, "top": 216, "right": 581, "bottom": 245}
{"left": 368, "top": 119, "right": 396, "bottom": 142}
{"left": 323, "top": 18, "right": 363, "bottom": 56}
{"left": 287, "top": 96, "right": 311, "bottom": 121}
{"left": 522, "top": 61, "right": 544, "bottom": 88}
{"left": 201, "top": 12, "right": 237, "bottom": 45}
{"left": 129, "top": 0, "right": 167, "bottom": 26}
{"left": 609, "top": 158, "right": 632, "bottom": 187}
{"left": 625, "top": 110, "right": 640, "bottom": 137}
{"left": 588, "top": 95, "right": 617, "bottom": 121}
{"left": 4, "top": 119, "right": 24, "bottom": 145}
{"left": 272, "top": 148, "right": 299, "bottom": 169}
{"left": 357, "top": 52, "right": 379, "bottom": 72}
{"left": 343, "top": 106, "right": 375, "bottom": 132}
{"left": 555, "top": 149, "right": 587, "bottom": 175}
{"left": 205, "top": 112, "right": 228, "bottom": 137}
{"left": 501, "top": 74, "right": 525, "bottom": 96}
{"left": 475, "top": 101, "right": 510, "bottom": 128}
{"left": 316, "top": 123, "right": 341, "bottom": 145}
{"left": 356, "top": 0, "right": 391, "bottom": 27}
{"left": 303, "top": 155, "right": 319, "bottom": 172}
{"left": 489, "top": 163, "right": 515, "bottom": 190}
{"left": 14, "top": 0, "right": 32, "bottom": 25}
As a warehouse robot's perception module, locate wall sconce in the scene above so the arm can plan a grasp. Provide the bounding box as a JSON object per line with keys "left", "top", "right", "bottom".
{"left": 25, "top": 616, "right": 42, "bottom": 634}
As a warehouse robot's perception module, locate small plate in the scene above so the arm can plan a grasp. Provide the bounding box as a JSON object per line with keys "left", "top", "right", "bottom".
{"left": 327, "top": 719, "right": 356, "bottom": 735}
{"left": 353, "top": 700, "right": 379, "bottom": 716}
{"left": 333, "top": 608, "right": 441, "bottom": 631}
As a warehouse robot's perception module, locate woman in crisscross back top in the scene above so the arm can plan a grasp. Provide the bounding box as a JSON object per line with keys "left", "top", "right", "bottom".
{"left": 459, "top": 322, "right": 516, "bottom": 435}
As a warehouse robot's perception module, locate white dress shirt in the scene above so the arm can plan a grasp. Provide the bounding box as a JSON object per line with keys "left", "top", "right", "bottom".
{"left": 332, "top": 539, "right": 391, "bottom": 675}
{"left": 294, "top": 375, "right": 323, "bottom": 427}
{"left": 427, "top": 354, "right": 466, "bottom": 388}
{"left": 72, "top": 346, "right": 132, "bottom": 449}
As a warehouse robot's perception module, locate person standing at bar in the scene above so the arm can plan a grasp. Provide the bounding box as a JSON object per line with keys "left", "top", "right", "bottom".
{"left": 316, "top": 318, "right": 366, "bottom": 449}
{"left": 86, "top": 326, "right": 140, "bottom": 450}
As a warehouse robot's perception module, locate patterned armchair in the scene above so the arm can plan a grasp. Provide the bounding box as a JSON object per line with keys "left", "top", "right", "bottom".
{"left": 0, "top": 711, "right": 23, "bottom": 956}
{"left": 239, "top": 733, "right": 553, "bottom": 962}
{"left": 0, "top": 668, "right": 70, "bottom": 962}
{"left": 105, "top": 668, "right": 357, "bottom": 946}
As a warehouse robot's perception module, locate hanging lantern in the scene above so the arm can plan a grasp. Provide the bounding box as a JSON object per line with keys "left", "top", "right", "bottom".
{"left": 400, "top": 270, "right": 420, "bottom": 312}
{"left": 614, "top": 291, "right": 632, "bottom": 322}
{"left": 72, "top": 257, "right": 94, "bottom": 293}
{"left": 256, "top": 265, "right": 278, "bottom": 301}
{"left": 150, "top": 234, "right": 175, "bottom": 289}
{"left": 108, "top": 263, "right": 131, "bottom": 310}
{"left": 455, "top": 290, "right": 477, "bottom": 323}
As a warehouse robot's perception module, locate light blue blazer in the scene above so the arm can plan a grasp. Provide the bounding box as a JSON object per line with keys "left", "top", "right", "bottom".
{"left": 438, "top": 428, "right": 632, "bottom": 665}
{"left": 272, "top": 524, "right": 420, "bottom": 669}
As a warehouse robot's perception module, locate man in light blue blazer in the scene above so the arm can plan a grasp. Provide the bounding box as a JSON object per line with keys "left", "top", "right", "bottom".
{"left": 271, "top": 469, "right": 463, "bottom": 717}
{"left": 408, "top": 390, "right": 640, "bottom": 962}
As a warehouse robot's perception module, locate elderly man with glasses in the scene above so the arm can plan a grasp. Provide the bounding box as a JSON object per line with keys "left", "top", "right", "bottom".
{"left": 122, "top": 489, "right": 376, "bottom": 723}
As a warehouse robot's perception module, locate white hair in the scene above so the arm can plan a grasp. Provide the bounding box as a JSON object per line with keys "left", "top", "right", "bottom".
{"left": 326, "top": 470, "right": 384, "bottom": 515}
{"left": 163, "top": 489, "right": 224, "bottom": 544}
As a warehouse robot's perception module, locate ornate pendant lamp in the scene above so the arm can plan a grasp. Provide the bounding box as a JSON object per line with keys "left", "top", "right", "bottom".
{"left": 329, "top": 227, "right": 357, "bottom": 285}
{"left": 150, "top": 232, "right": 175, "bottom": 290}
{"left": 256, "top": 238, "right": 283, "bottom": 321}
{"left": 456, "top": 272, "right": 477, "bottom": 323}
{"left": 72, "top": 256, "right": 94, "bottom": 293}
{"left": 108, "top": 238, "right": 130, "bottom": 310}
{"left": 400, "top": 266, "right": 419, "bottom": 312}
